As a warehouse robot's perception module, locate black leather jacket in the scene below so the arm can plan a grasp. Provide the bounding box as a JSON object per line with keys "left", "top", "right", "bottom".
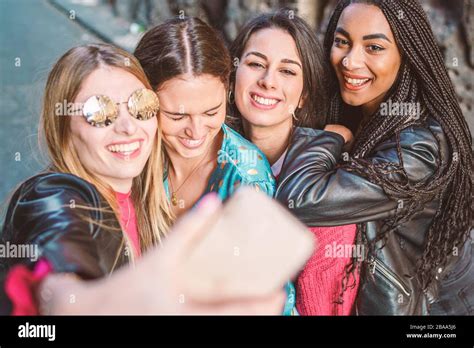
{"left": 0, "top": 172, "right": 128, "bottom": 314}
{"left": 276, "top": 118, "right": 467, "bottom": 315}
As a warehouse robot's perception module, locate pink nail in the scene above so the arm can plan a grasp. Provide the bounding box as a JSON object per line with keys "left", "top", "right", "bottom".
{"left": 197, "top": 192, "right": 220, "bottom": 212}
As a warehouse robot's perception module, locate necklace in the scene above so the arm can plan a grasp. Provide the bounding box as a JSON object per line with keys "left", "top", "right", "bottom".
{"left": 168, "top": 143, "right": 215, "bottom": 206}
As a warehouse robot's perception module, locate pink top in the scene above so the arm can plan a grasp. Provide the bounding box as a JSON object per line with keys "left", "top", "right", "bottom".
{"left": 296, "top": 225, "right": 359, "bottom": 315}
{"left": 5, "top": 190, "right": 140, "bottom": 315}
{"left": 272, "top": 155, "right": 359, "bottom": 316}
{"left": 115, "top": 191, "right": 141, "bottom": 258}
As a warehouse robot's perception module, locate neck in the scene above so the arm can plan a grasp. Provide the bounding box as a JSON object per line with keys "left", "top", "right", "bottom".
{"left": 361, "top": 93, "right": 386, "bottom": 118}
{"left": 167, "top": 131, "right": 222, "bottom": 181}
{"left": 243, "top": 118, "right": 292, "bottom": 165}
{"left": 104, "top": 178, "right": 133, "bottom": 195}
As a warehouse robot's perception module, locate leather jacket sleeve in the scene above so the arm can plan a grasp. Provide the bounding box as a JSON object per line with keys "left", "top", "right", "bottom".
{"left": 276, "top": 119, "right": 445, "bottom": 226}
{"left": 0, "top": 172, "right": 122, "bottom": 314}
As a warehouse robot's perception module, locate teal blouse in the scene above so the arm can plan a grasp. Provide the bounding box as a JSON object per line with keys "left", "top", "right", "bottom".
{"left": 164, "top": 124, "right": 296, "bottom": 315}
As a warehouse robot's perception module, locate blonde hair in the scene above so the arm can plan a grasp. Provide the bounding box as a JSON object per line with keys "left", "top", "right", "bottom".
{"left": 40, "top": 43, "right": 172, "bottom": 264}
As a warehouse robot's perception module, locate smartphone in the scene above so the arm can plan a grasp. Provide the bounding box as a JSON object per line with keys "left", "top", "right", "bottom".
{"left": 181, "top": 187, "right": 315, "bottom": 302}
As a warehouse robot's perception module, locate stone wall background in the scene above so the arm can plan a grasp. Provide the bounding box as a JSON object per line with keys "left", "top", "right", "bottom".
{"left": 110, "top": 0, "right": 473, "bottom": 139}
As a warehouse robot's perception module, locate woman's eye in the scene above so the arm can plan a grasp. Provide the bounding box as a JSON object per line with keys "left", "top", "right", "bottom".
{"left": 205, "top": 112, "right": 218, "bottom": 117}
{"left": 248, "top": 62, "right": 265, "bottom": 69}
{"left": 280, "top": 69, "right": 296, "bottom": 76}
{"left": 165, "top": 114, "right": 184, "bottom": 121}
{"left": 334, "top": 37, "right": 349, "bottom": 47}
{"left": 367, "top": 44, "right": 385, "bottom": 52}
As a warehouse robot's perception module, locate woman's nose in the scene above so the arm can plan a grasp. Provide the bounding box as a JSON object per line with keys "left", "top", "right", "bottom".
{"left": 257, "top": 70, "right": 278, "bottom": 90}
{"left": 113, "top": 103, "right": 138, "bottom": 136}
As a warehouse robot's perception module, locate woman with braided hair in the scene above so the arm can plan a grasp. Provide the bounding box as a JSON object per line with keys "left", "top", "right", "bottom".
{"left": 276, "top": 0, "right": 473, "bottom": 315}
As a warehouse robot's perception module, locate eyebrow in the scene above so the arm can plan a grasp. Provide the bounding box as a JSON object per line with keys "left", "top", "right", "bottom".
{"left": 335, "top": 27, "right": 392, "bottom": 43}
{"left": 362, "top": 33, "right": 392, "bottom": 43}
{"left": 162, "top": 102, "right": 222, "bottom": 116}
{"left": 245, "top": 51, "right": 302, "bottom": 69}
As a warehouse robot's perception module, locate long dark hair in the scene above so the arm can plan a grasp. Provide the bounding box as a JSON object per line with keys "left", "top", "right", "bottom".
{"left": 228, "top": 8, "right": 330, "bottom": 132}
{"left": 325, "top": 0, "right": 473, "bottom": 288}
{"left": 134, "top": 17, "right": 231, "bottom": 91}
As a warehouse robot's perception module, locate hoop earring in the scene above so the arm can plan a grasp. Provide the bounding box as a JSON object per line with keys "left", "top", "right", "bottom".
{"left": 228, "top": 90, "right": 235, "bottom": 104}
{"left": 291, "top": 110, "right": 299, "bottom": 122}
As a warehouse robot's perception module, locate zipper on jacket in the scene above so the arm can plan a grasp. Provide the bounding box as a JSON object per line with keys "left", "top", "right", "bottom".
{"left": 368, "top": 256, "right": 411, "bottom": 297}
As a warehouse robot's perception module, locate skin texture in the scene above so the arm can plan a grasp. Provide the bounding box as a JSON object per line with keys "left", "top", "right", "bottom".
{"left": 70, "top": 67, "right": 158, "bottom": 193}
{"left": 235, "top": 28, "right": 305, "bottom": 165}
{"left": 157, "top": 74, "right": 226, "bottom": 216}
{"left": 330, "top": 3, "right": 402, "bottom": 117}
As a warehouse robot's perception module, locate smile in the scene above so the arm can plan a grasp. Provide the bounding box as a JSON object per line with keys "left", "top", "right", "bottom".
{"left": 250, "top": 92, "right": 281, "bottom": 110}
{"left": 178, "top": 136, "right": 206, "bottom": 149}
{"left": 342, "top": 74, "right": 372, "bottom": 91}
{"left": 106, "top": 140, "right": 142, "bottom": 159}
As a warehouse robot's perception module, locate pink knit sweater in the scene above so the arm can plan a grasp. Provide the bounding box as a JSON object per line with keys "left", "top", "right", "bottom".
{"left": 296, "top": 225, "right": 359, "bottom": 315}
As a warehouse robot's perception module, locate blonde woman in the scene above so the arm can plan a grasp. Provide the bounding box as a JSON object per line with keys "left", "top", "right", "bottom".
{"left": 0, "top": 43, "right": 284, "bottom": 315}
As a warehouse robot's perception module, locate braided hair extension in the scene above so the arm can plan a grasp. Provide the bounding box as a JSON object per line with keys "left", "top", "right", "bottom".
{"left": 324, "top": 0, "right": 473, "bottom": 291}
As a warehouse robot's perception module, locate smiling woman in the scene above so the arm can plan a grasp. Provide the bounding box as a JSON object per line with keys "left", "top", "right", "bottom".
{"left": 0, "top": 43, "right": 172, "bottom": 314}
{"left": 276, "top": 0, "right": 474, "bottom": 315}
{"left": 134, "top": 17, "right": 276, "bottom": 217}
{"left": 227, "top": 9, "right": 359, "bottom": 316}
{"left": 134, "top": 17, "right": 297, "bottom": 315}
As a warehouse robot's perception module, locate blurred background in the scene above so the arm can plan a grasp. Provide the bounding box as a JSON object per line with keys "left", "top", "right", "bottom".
{"left": 0, "top": 0, "right": 473, "bottom": 204}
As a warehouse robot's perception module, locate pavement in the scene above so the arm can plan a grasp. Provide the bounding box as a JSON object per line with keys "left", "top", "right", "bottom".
{"left": 48, "top": 0, "right": 143, "bottom": 52}
{"left": 0, "top": 0, "right": 108, "bottom": 205}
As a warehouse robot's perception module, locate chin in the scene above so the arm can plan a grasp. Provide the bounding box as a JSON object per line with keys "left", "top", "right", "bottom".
{"left": 111, "top": 170, "right": 142, "bottom": 181}
{"left": 243, "top": 111, "right": 281, "bottom": 128}
{"left": 340, "top": 92, "right": 366, "bottom": 107}
{"left": 182, "top": 149, "right": 207, "bottom": 159}
{"left": 173, "top": 146, "right": 206, "bottom": 159}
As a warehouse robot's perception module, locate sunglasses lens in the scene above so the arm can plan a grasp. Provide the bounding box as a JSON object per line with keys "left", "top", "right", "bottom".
{"left": 128, "top": 89, "right": 159, "bottom": 120}
{"left": 83, "top": 95, "right": 117, "bottom": 127}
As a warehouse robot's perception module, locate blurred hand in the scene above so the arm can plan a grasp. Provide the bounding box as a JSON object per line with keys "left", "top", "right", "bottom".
{"left": 40, "top": 193, "right": 285, "bottom": 315}
{"left": 143, "top": 192, "right": 285, "bottom": 314}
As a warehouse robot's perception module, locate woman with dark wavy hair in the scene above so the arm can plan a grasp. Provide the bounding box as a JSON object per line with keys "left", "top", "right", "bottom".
{"left": 228, "top": 9, "right": 359, "bottom": 315}
{"left": 276, "top": 0, "right": 473, "bottom": 315}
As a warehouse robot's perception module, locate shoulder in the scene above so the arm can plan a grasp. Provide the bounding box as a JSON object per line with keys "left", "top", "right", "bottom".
{"left": 383, "top": 118, "right": 445, "bottom": 149}
{"left": 13, "top": 172, "right": 102, "bottom": 207}
{"left": 3, "top": 172, "right": 104, "bottom": 235}
{"left": 374, "top": 117, "right": 448, "bottom": 183}
{"left": 377, "top": 117, "right": 447, "bottom": 162}
{"left": 219, "top": 124, "right": 275, "bottom": 184}
{"left": 292, "top": 126, "right": 345, "bottom": 143}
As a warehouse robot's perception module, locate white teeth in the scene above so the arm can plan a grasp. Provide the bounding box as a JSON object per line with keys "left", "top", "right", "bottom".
{"left": 107, "top": 141, "right": 140, "bottom": 153}
{"left": 182, "top": 138, "right": 204, "bottom": 146}
{"left": 251, "top": 94, "right": 279, "bottom": 106}
{"left": 344, "top": 77, "right": 370, "bottom": 86}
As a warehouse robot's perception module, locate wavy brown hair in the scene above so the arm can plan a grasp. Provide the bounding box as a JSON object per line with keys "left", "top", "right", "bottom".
{"left": 227, "top": 8, "right": 330, "bottom": 132}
